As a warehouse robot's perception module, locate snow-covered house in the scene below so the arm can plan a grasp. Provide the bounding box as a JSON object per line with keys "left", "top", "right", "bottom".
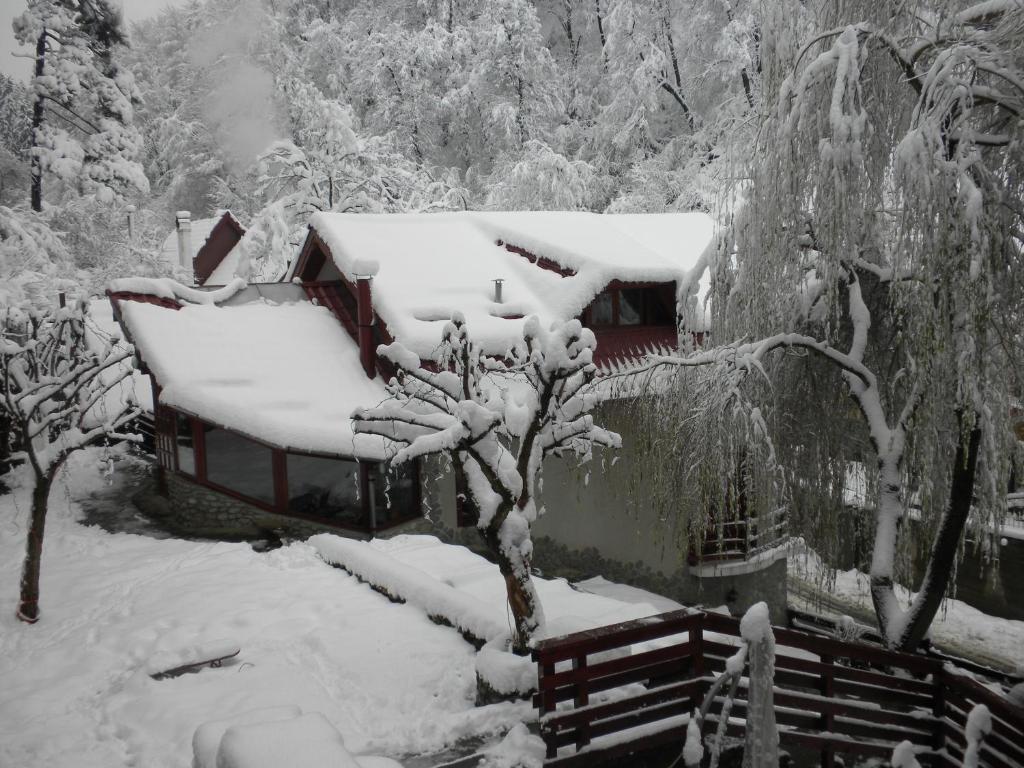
{"left": 111, "top": 211, "right": 788, "bottom": 618}
{"left": 159, "top": 210, "right": 246, "bottom": 286}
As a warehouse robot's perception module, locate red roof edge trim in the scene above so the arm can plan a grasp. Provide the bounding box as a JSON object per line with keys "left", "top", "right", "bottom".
{"left": 496, "top": 239, "right": 577, "bottom": 278}
{"left": 107, "top": 290, "right": 182, "bottom": 311}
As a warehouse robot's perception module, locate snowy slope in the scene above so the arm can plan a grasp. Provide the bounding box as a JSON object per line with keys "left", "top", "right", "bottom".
{"left": 0, "top": 451, "right": 530, "bottom": 768}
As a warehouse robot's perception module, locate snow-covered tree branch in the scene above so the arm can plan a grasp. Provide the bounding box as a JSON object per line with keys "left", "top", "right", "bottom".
{"left": 648, "top": 0, "right": 1023, "bottom": 651}
{"left": 353, "top": 313, "right": 620, "bottom": 652}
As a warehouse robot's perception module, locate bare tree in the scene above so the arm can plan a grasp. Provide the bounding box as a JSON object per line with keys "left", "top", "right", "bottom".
{"left": 1, "top": 300, "right": 138, "bottom": 622}
{"left": 353, "top": 313, "right": 619, "bottom": 653}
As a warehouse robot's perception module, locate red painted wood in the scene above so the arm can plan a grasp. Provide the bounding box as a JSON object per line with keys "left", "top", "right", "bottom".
{"left": 357, "top": 277, "right": 375, "bottom": 379}
{"left": 107, "top": 291, "right": 182, "bottom": 311}
{"left": 193, "top": 213, "right": 245, "bottom": 285}
{"left": 532, "top": 608, "right": 1020, "bottom": 767}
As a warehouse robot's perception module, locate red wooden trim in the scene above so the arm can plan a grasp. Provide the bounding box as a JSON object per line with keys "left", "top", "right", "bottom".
{"left": 192, "top": 416, "right": 207, "bottom": 482}
{"left": 497, "top": 240, "right": 577, "bottom": 277}
{"left": 272, "top": 449, "right": 288, "bottom": 513}
{"left": 193, "top": 212, "right": 245, "bottom": 285}
{"left": 357, "top": 277, "right": 375, "bottom": 378}
{"left": 107, "top": 291, "right": 181, "bottom": 311}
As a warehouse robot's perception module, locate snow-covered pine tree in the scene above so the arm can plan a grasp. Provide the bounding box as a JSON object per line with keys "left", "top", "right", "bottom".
{"left": 1, "top": 298, "right": 139, "bottom": 622}
{"left": 353, "top": 314, "right": 620, "bottom": 653}
{"left": 649, "top": 0, "right": 1024, "bottom": 651}
{"left": 13, "top": 0, "right": 149, "bottom": 211}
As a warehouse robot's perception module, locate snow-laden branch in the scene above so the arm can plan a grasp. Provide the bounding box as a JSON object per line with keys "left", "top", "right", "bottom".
{"left": 351, "top": 313, "right": 620, "bottom": 652}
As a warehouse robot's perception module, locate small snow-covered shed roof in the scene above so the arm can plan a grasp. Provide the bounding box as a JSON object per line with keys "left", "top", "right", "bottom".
{"left": 118, "top": 294, "right": 389, "bottom": 458}
{"left": 301, "top": 211, "right": 714, "bottom": 357}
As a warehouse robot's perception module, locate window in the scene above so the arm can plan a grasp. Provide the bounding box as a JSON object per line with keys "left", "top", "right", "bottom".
{"left": 204, "top": 425, "right": 275, "bottom": 505}
{"left": 589, "top": 291, "right": 614, "bottom": 325}
{"left": 368, "top": 462, "right": 419, "bottom": 527}
{"left": 175, "top": 413, "right": 195, "bottom": 475}
{"left": 584, "top": 284, "right": 677, "bottom": 327}
{"left": 287, "top": 454, "right": 364, "bottom": 526}
{"left": 619, "top": 289, "right": 643, "bottom": 325}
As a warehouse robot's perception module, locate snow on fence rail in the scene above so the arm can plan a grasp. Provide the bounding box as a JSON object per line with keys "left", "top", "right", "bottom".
{"left": 531, "top": 610, "right": 1024, "bottom": 768}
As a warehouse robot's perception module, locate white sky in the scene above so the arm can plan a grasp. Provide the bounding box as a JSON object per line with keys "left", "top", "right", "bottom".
{"left": 1, "top": 0, "right": 191, "bottom": 81}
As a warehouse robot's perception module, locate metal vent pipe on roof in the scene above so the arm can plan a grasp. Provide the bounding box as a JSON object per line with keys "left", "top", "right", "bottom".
{"left": 493, "top": 278, "right": 504, "bottom": 304}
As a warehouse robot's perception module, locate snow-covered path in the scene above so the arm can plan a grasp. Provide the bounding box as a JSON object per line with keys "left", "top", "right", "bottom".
{"left": 0, "top": 452, "right": 527, "bottom": 768}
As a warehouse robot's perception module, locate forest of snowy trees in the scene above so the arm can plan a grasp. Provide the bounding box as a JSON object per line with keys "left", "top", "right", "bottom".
{"left": 2, "top": 0, "right": 1023, "bottom": 653}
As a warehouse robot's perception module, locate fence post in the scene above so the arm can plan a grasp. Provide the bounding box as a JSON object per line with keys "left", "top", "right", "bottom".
{"left": 932, "top": 665, "right": 946, "bottom": 753}
{"left": 820, "top": 654, "right": 835, "bottom": 768}
{"left": 573, "top": 653, "right": 590, "bottom": 750}
{"left": 692, "top": 612, "right": 706, "bottom": 713}
{"left": 539, "top": 654, "right": 557, "bottom": 759}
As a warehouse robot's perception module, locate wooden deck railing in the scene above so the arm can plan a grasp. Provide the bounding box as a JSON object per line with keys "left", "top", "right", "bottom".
{"left": 698, "top": 506, "right": 788, "bottom": 563}
{"left": 532, "top": 610, "right": 1024, "bottom": 768}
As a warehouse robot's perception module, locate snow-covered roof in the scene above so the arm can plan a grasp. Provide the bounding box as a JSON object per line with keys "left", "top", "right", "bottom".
{"left": 305, "top": 211, "right": 715, "bottom": 357}
{"left": 118, "top": 297, "right": 389, "bottom": 458}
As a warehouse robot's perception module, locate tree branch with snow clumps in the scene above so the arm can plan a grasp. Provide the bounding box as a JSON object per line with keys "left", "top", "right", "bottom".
{"left": 1, "top": 298, "right": 140, "bottom": 622}
{"left": 353, "top": 313, "right": 620, "bottom": 653}
{"left": 646, "top": 0, "right": 1023, "bottom": 652}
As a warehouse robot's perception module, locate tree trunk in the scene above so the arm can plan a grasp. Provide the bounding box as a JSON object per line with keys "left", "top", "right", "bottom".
{"left": 480, "top": 513, "right": 543, "bottom": 654}
{"left": 17, "top": 472, "right": 53, "bottom": 623}
{"left": 895, "top": 424, "right": 982, "bottom": 651}
{"left": 30, "top": 32, "right": 46, "bottom": 213}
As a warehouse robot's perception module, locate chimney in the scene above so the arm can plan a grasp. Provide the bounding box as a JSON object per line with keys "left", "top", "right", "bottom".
{"left": 352, "top": 258, "right": 380, "bottom": 379}
{"left": 126, "top": 204, "right": 135, "bottom": 242}
{"left": 175, "top": 211, "right": 194, "bottom": 284}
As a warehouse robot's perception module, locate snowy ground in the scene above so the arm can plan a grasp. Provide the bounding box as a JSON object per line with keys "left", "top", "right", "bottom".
{"left": 0, "top": 450, "right": 532, "bottom": 768}
{"left": 789, "top": 543, "right": 1024, "bottom": 674}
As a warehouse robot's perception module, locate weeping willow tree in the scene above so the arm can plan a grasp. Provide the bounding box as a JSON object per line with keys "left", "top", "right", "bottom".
{"left": 641, "top": 0, "right": 1023, "bottom": 651}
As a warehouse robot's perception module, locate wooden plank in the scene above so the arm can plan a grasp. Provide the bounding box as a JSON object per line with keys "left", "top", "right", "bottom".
{"left": 548, "top": 697, "right": 691, "bottom": 749}
{"left": 532, "top": 610, "right": 699, "bottom": 663}
{"left": 702, "top": 612, "right": 941, "bottom": 676}
{"left": 544, "top": 717, "right": 686, "bottom": 768}
{"left": 944, "top": 700, "right": 1024, "bottom": 766}
{"left": 542, "top": 679, "right": 700, "bottom": 732}
{"left": 533, "top": 657, "right": 692, "bottom": 709}
{"left": 943, "top": 671, "right": 1024, "bottom": 733}
{"left": 537, "top": 642, "right": 693, "bottom": 692}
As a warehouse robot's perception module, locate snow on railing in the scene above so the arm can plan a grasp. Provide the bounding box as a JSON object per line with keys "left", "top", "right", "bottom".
{"left": 532, "top": 609, "right": 1024, "bottom": 768}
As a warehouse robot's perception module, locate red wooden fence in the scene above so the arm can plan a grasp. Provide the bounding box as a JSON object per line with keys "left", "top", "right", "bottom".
{"left": 532, "top": 610, "right": 1024, "bottom": 768}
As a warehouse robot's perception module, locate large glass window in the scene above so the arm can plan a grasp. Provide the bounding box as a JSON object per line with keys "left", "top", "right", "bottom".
{"left": 589, "top": 291, "right": 614, "bottom": 325}
{"left": 204, "top": 426, "right": 275, "bottom": 505}
{"left": 287, "top": 454, "right": 364, "bottom": 526}
{"left": 369, "top": 462, "right": 419, "bottom": 526}
{"left": 619, "top": 289, "right": 643, "bottom": 325}
{"left": 175, "top": 413, "right": 195, "bottom": 475}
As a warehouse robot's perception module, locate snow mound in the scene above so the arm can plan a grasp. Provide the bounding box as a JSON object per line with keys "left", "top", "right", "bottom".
{"left": 310, "top": 534, "right": 507, "bottom": 644}
{"left": 193, "top": 706, "right": 303, "bottom": 768}
{"left": 215, "top": 712, "right": 360, "bottom": 768}
{"left": 476, "top": 640, "right": 536, "bottom": 697}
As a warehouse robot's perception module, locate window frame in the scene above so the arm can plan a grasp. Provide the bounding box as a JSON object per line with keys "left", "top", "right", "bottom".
{"left": 157, "top": 407, "right": 421, "bottom": 534}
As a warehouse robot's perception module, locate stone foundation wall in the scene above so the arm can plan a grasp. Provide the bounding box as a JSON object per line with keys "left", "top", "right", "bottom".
{"left": 161, "top": 472, "right": 430, "bottom": 541}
